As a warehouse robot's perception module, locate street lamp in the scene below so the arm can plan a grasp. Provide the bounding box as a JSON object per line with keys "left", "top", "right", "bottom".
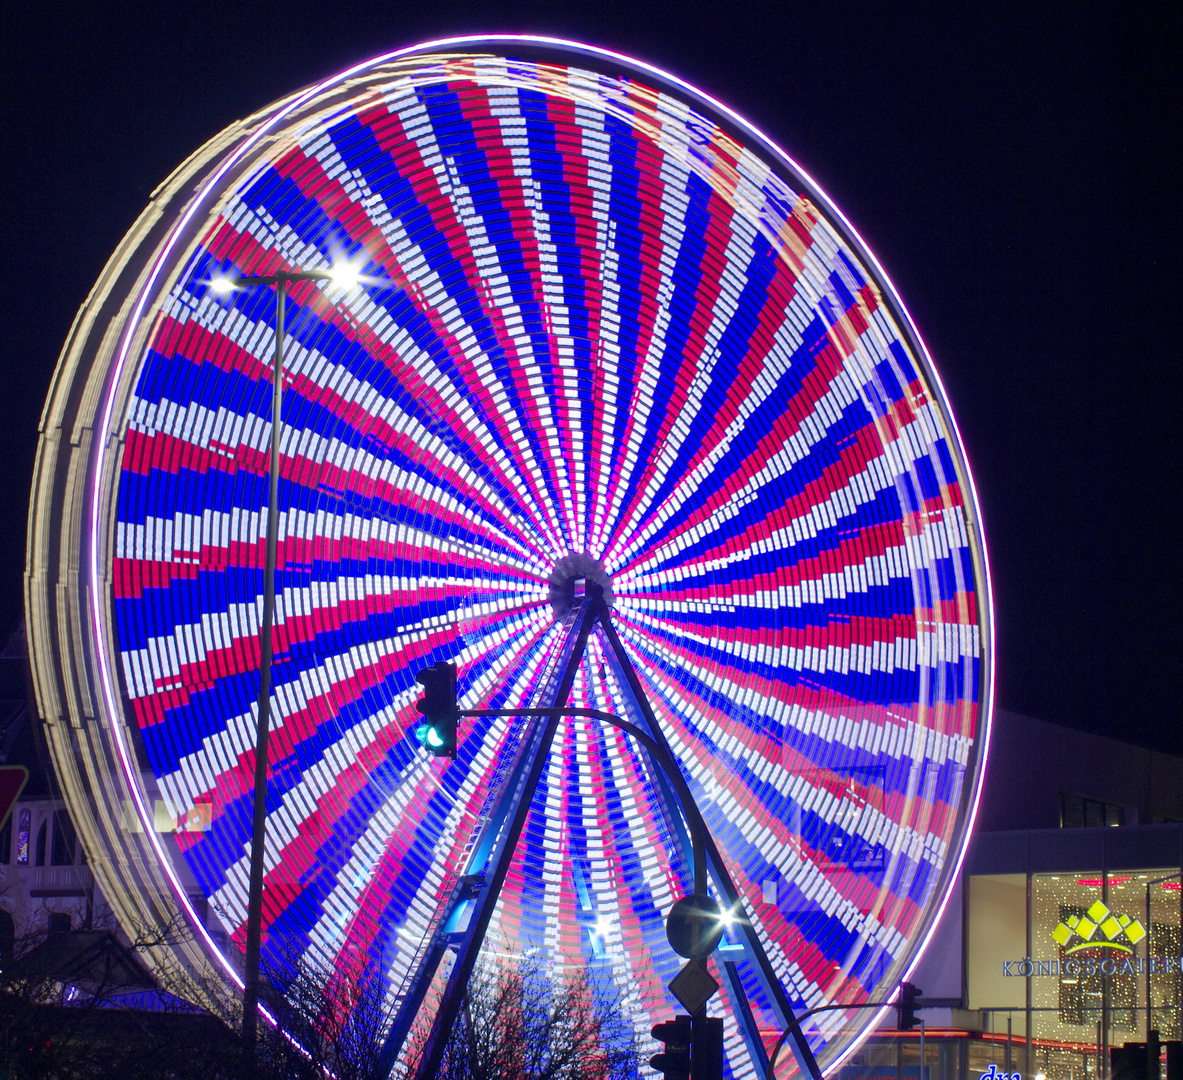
{"left": 213, "top": 259, "right": 363, "bottom": 1050}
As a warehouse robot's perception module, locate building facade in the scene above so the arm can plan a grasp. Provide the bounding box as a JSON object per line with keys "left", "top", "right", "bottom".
{"left": 844, "top": 710, "right": 1183, "bottom": 1080}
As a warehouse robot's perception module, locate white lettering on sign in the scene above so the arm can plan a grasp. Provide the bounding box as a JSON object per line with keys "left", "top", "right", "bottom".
{"left": 1002, "top": 956, "right": 1183, "bottom": 975}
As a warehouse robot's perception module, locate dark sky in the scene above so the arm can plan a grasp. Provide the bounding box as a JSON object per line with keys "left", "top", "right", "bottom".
{"left": 3, "top": 2, "right": 1180, "bottom": 752}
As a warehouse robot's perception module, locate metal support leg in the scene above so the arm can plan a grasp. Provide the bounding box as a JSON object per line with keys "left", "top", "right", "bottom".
{"left": 381, "top": 596, "right": 600, "bottom": 1080}
{"left": 597, "top": 612, "right": 823, "bottom": 1080}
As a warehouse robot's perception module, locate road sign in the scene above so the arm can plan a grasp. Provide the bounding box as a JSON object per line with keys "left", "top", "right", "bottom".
{"left": 669, "top": 958, "right": 720, "bottom": 1015}
{"left": 666, "top": 893, "right": 724, "bottom": 959}
{"left": 0, "top": 765, "right": 28, "bottom": 830}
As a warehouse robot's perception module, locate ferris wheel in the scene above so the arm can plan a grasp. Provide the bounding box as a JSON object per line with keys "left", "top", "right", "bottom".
{"left": 27, "top": 37, "right": 992, "bottom": 1079}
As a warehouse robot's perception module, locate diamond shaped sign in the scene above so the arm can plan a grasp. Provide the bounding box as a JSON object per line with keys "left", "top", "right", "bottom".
{"left": 1087, "top": 899, "right": 1110, "bottom": 924}
{"left": 669, "top": 958, "right": 720, "bottom": 1015}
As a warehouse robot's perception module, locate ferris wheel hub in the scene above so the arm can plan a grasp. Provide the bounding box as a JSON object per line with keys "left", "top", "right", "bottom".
{"left": 547, "top": 553, "right": 614, "bottom": 620}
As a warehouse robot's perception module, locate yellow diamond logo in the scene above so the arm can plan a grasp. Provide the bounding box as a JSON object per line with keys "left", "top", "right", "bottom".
{"left": 1077, "top": 917, "right": 1097, "bottom": 940}
{"left": 1101, "top": 916, "right": 1123, "bottom": 940}
{"left": 1052, "top": 922, "right": 1073, "bottom": 946}
{"left": 1125, "top": 919, "right": 1147, "bottom": 945}
{"left": 1087, "top": 900, "right": 1110, "bottom": 923}
{"left": 1067, "top": 915, "right": 1080, "bottom": 929}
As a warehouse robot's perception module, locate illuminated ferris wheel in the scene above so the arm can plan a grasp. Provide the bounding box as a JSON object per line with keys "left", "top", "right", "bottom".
{"left": 26, "top": 37, "right": 992, "bottom": 1079}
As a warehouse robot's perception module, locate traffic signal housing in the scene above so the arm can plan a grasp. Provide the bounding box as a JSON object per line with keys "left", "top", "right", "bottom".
{"left": 691, "top": 1014, "right": 723, "bottom": 1080}
{"left": 1112, "top": 1043, "right": 1149, "bottom": 1080}
{"left": 415, "top": 661, "right": 457, "bottom": 757}
{"left": 1111, "top": 1035, "right": 1182, "bottom": 1080}
{"left": 896, "top": 981, "right": 922, "bottom": 1031}
{"left": 651, "top": 1015, "right": 692, "bottom": 1080}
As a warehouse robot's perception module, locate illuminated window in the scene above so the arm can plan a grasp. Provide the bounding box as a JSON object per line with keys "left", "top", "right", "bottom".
{"left": 16, "top": 809, "right": 29, "bottom": 864}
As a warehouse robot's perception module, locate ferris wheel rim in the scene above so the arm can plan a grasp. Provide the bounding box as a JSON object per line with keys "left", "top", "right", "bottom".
{"left": 24, "top": 35, "right": 998, "bottom": 1072}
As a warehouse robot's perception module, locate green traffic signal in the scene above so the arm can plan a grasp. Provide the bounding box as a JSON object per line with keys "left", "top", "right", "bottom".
{"left": 415, "top": 661, "right": 458, "bottom": 757}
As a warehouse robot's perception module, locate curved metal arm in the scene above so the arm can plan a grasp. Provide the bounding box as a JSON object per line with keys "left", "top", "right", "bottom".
{"left": 765, "top": 999, "right": 897, "bottom": 1078}
{"left": 463, "top": 707, "right": 707, "bottom": 896}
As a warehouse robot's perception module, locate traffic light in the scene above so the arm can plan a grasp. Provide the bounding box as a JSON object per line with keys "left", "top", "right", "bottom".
{"left": 691, "top": 1014, "right": 723, "bottom": 1080}
{"left": 896, "top": 981, "right": 922, "bottom": 1031}
{"left": 651, "top": 1015, "right": 692, "bottom": 1080}
{"left": 1112, "top": 1043, "right": 1148, "bottom": 1080}
{"left": 415, "top": 661, "right": 457, "bottom": 757}
{"left": 1111, "top": 1037, "right": 1180, "bottom": 1080}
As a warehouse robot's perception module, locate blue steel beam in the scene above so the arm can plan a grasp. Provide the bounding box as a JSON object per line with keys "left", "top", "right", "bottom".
{"left": 398, "top": 592, "right": 601, "bottom": 1080}
{"left": 596, "top": 613, "right": 822, "bottom": 1080}
{"left": 377, "top": 597, "right": 591, "bottom": 1074}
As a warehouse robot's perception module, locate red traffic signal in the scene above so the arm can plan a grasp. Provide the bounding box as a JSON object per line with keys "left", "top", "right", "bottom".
{"left": 414, "top": 661, "right": 457, "bottom": 757}
{"left": 651, "top": 1015, "right": 692, "bottom": 1080}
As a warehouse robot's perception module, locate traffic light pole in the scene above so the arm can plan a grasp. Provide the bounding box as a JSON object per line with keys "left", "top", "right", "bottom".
{"left": 764, "top": 988, "right": 926, "bottom": 1079}
{"left": 460, "top": 706, "right": 706, "bottom": 896}
{"left": 388, "top": 602, "right": 717, "bottom": 1077}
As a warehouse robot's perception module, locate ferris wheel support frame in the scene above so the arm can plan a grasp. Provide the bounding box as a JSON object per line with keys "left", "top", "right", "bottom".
{"left": 597, "top": 616, "right": 822, "bottom": 1080}
{"left": 379, "top": 587, "right": 823, "bottom": 1080}
{"left": 395, "top": 595, "right": 599, "bottom": 1079}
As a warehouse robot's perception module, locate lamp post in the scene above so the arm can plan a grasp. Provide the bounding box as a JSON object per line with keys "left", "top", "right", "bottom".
{"left": 212, "top": 262, "right": 360, "bottom": 1050}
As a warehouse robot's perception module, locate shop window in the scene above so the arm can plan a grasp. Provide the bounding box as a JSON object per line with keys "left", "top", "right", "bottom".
{"left": 1030, "top": 871, "right": 1164, "bottom": 1047}
{"left": 1150, "top": 921, "right": 1181, "bottom": 1040}
{"left": 1059, "top": 792, "right": 1124, "bottom": 828}
{"left": 47, "top": 912, "right": 70, "bottom": 936}
{"left": 1053, "top": 900, "right": 1135, "bottom": 1030}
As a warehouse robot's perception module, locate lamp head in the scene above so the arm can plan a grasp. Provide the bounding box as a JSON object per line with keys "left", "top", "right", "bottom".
{"left": 327, "top": 259, "right": 364, "bottom": 292}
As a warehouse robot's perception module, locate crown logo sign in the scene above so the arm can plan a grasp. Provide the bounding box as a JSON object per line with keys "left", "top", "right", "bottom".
{"left": 1052, "top": 900, "right": 1146, "bottom": 954}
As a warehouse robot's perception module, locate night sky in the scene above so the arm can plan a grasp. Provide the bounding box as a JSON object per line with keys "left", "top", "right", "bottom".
{"left": 4, "top": 2, "right": 1179, "bottom": 752}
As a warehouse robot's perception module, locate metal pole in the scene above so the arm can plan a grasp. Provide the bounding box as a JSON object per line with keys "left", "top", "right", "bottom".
{"left": 1026, "top": 872, "right": 1033, "bottom": 1080}
{"left": 920, "top": 1019, "right": 926, "bottom": 1080}
{"left": 1147, "top": 880, "right": 1152, "bottom": 1042}
{"left": 242, "top": 276, "right": 286, "bottom": 1051}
